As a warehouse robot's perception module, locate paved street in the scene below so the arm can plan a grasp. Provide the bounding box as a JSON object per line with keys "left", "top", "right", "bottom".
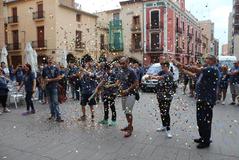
{"left": 0, "top": 87, "right": 239, "bottom": 160}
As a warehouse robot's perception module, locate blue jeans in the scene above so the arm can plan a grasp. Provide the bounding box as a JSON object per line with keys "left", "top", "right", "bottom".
{"left": 46, "top": 87, "right": 61, "bottom": 119}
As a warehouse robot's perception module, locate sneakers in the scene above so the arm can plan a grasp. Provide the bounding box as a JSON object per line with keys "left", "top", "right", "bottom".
{"left": 109, "top": 121, "right": 117, "bottom": 127}
{"left": 98, "top": 120, "right": 108, "bottom": 125}
{"left": 56, "top": 117, "right": 64, "bottom": 123}
{"left": 22, "top": 111, "right": 31, "bottom": 116}
{"left": 166, "top": 130, "right": 173, "bottom": 138}
{"left": 3, "top": 108, "right": 11, "bottom": 113}
{"left": 221, "top": 101, "right": 225, "bottom": 105}
{"left": 156, "top": 126, "right": 166, "bottom": 132}
{"left": 197, "top": 143, "right": 210, "bottom": 149}
{"left": 78, "top": 115, "right": 87, "bottom": 121}
{"left": 230, "top": 102, "right": 236, "bottom": 105}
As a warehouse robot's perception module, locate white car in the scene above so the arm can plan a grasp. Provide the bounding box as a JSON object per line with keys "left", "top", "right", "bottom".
{"left": 141, "top": 63, "right": 179, "bottom": 92}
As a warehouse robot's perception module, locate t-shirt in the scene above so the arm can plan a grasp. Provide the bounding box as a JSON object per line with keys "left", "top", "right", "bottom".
{"left": 219, "top": 72, "right": 229, "bottom": 88}
{"left": 79, "top": 73, "right": 97, "bottom": 95}
{"left": 229, "top": 66, "right": 239, "bottom": 84}
{"left": 117, "top": 68, "right": 138, "bottom": 96}
{"left": 0, "top": 76, "right": 9, "bottom": 95}
{"left": 42, "top": 66, "right": 59, "bottom": 89}
{"left": 195, "top": 66, "right": 219, "bottom": 105}
{"left": 23, "top": 72, "right": 36, "bottom": 92}
{"left": 156, "top": 71, "right": 174, "bottom": 101}
{"left": 101, "top": 72, "right": 118, "bottom": 97}
{"left": 15, "top": 68, "right": 24, "bottom": 82}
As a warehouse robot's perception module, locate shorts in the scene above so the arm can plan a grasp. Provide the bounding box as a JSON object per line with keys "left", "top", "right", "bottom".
{"left": 230, "top": 83, "right": 239, "bottom": 95}
{"left": 80, "top": 94, "right": 96, "bottom": 106}
{"left": 122, "top": 95, "right": 136, "bottom": 114}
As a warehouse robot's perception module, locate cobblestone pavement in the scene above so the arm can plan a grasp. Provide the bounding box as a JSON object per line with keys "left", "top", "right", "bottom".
{"left": 0, "top": 88, "right": 239, "bottom": 160}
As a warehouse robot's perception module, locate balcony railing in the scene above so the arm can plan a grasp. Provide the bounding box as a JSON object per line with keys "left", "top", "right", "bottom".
{"left": 100, "top": 44, "right": 109, "bottom": 50}
{"left": 146, "top": 22, "right": 163, "bottom": 31}
{"left": 109, "top": 43, "right": 124, "bottom": 51}
{"left": 146, "top": 46, "right": 164, "bottom": 52}
{"left": 109, "top": 20, "right": 122, "bottom": 29}
{"left": 188, "top": 32, "right": 193, "bottom": 39}
{"left": 33, "top": 11, "right": 45, "bottom": 20}
{"left": 234, "top": 20, "right": 239, "bottom": 26}
{"left": 176, "top": 47, "right": 183, "bottom": 53}
{"left": 196, "top": 37, "right": 202, "bottom": 43}
{"left": 131, "top": 25, "right": 141, "bottom": 31}
{"left": 176, "top": 27, "right": 183, "bottom": 34}
{"left": 8, "top": 16, "right": 18, "bottom": 24}
{"left": 7, "top": 43, "right": 21, "bottom": 51}
{"left": 75, "top": 42, "right": 85, "bottom": 50}
{"left": 32, "top": 40, "right": 47, "bottom": 49}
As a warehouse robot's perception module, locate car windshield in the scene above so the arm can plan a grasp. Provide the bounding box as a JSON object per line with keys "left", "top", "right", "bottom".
{"left": 147, "top": 66, "right": 161, "bottom": 75}
{"left": 219, "top": 60, "right": 235, "bottom": 70}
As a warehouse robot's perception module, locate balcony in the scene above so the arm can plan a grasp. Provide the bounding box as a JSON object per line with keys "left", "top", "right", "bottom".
{"left": 109, "top": 43, "right": 124, "bottom": 52}
{"left": 146, "top": 46, "right": 164, "bottom": 53}
{"left": 130, "top": 44, "right": 143, "bottom": 52}
{"left": 33, "top": 11, "right": 45, "bottom": 21}
{"left": 7, "top": 16, "right": 18, "bottom": 24}
{"left": 131, "top": 25, "right": 141, "bottom": 32}
{"left": 75, "top": 42, "right": 85, "bottom": 50}
{"left": 196, "top": 37, "right": 202, "bottom": 43}
{"left": 146, "top": 22, "right": 163, "bottom": 31}
{"left": 109, "top": 20, "right": 122, "bottom": 29}
{"left": 100, "top": 44, "right": 109, "bottom": 50}
{"left": 31, "top": 40, "right": 47, "bottom": 49}
{"left": 188, "top": 32, "right": 193, "bottom": 39}
{"left": 176, "top": 27, "right": 183, "bottom": 34}
{"left": 7, "top": 43, "right": 21, "bottom": 51}
{"left": 176, "top": 47, "right": 183, "bottom": 53}
{"left": 234, "top": 20, "right": 239, "bottom": 26}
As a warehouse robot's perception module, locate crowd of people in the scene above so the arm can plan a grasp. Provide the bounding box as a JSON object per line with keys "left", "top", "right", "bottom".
{"left": 0, "top": 54, "right": 238, "bottom": 149}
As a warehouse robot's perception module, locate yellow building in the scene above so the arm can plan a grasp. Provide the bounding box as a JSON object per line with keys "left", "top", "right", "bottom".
{"left": 4, "top": 0, "right": 100, "bottom": 67}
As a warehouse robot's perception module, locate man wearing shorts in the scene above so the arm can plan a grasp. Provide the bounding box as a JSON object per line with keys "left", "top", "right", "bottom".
{"left": 116, "top": 57, "right": 139, "bottom": 138}
{"left": 78, "top": 59, "right": 97, "bottom": 121}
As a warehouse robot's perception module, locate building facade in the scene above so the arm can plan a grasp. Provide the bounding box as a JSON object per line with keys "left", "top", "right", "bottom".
{"left": 233, "top": 0, "right": 239, "bottom": 58}
{"left": 222, "top": 44, "right": 229, "bottom": 56}
{"left": 4, "top": 0, "right": 100, "bottom": 67}
{"left": 97, "top": 0, "right": 210, "bottom": 65}
{"left": 143, "top": 0, "right": 203, "bottom": 65}
{"left": 228, "top": 12, "right": 233, "bottom": 55}
{"left": 0, "top": 0, "right": 4, "bottom": 49}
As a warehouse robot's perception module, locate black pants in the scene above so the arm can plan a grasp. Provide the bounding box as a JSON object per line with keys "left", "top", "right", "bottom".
{"left": 25, "top": 91, "right": 35, "bottom": 111}
{"left": 0, "top": 95, "right": 8, "bottom": 109}
{"left": 158, "top": 100, "right": 172, "bottom": 130}
{"left": 196, "top": 101, "right": 213, "bottom": 144}
{"left": 103, "top": 95, "right": 116, "bottom": 121}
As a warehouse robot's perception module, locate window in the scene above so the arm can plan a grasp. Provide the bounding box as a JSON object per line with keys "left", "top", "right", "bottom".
{"left": 76, "top": 13, "right": 81, "bottom": 22}
{"left": 151, "top": 11, "right": 159, "bottom": 29}
{"left": 113, "top": 13, "right": 120, "bottom": 20}
{"left": 133, "top": 16, "right": 140, "bottom": 26}
{"left": 12, "top": 30, "right": 19, "bottom": 48}
{"left": 151, "top": 33, "right": 160, "bottom": 50}
{"left": 75, "top": 30, "right": 82, "bottom": 48}
{"left": 132, "top": 33, "right": 141, "bottom": 50}
{"left": 100, "top": 34, "right": 105, "bottom": 50}
{"left": 182, "top": 22, "right": 185, "bottom": 31}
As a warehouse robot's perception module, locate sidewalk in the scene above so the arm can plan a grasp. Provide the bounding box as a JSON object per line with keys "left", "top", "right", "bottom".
{"left": 0, "top": 90, "right": 238, "bottom": 160}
